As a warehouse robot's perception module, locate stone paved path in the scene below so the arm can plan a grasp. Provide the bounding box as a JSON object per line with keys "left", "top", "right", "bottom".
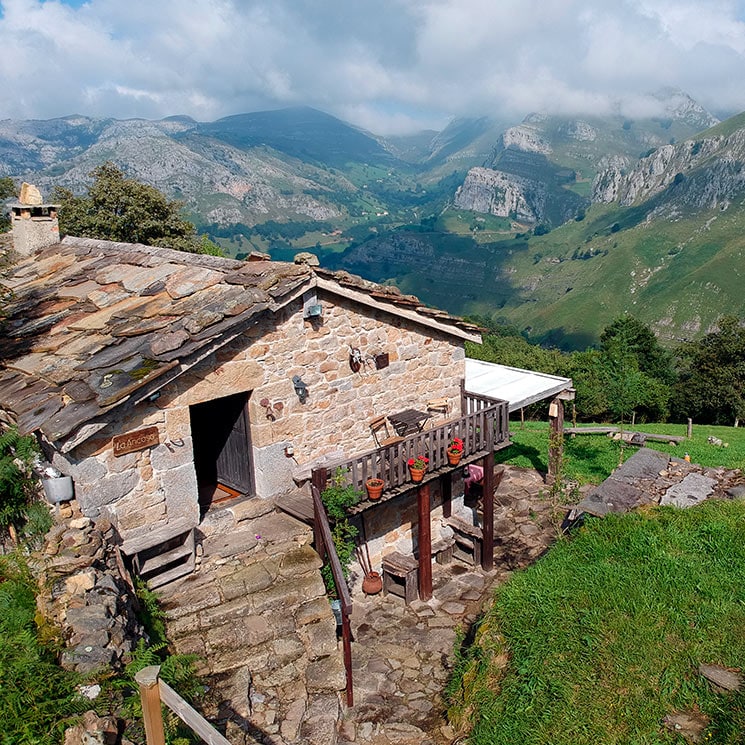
{"left": 337, "top": 466, "right": 563, "bottom": 745}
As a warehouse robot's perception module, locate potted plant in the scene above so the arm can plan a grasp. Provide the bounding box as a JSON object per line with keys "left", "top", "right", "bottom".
{"left": 365, "top": 477, "right": 384, "bottom": 500}
{"left": 407, "top": 454, "right": 429, "bottom": 482}
{"left": 447, "top": 437, "right": 464, "bottom": 466}
{"left": 320, "top": 468, "right": 360, "bottom": 599}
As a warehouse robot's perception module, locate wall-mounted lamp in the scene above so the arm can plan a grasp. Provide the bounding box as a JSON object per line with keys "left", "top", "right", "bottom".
{"left": 292, "top": 375, "right": 309, "bottom": 403}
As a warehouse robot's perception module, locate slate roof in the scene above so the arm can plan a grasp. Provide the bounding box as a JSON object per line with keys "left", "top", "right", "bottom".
{"left": 0, "top": 235, "right": 481, "bottom": 448}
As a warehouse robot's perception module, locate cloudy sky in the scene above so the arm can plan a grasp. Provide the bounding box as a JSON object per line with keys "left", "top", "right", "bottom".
{"left": 1, "top": 0, "right": 745, "bottom": 134}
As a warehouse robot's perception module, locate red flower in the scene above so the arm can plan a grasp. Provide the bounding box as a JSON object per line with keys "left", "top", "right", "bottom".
{"left": 407, "top": 455, "right": 429, "bottom": 469}
{"left": 448, "top": 437, "right": 464, "bottom": 453}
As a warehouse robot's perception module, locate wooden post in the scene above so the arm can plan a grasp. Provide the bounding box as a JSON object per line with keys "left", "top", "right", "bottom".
{"left": 520, "top": 407, "right": 525, "bottom": 429}
{"left": 547, "top": 397, "right": 564, "bottom": 486}
{"left": 481, "top": 450, "right": 495, "bottom": 571}
{"left": 135, "top": 666, "right": 166, "bottom": 745}
{"left": 417, "top": 484, "right": 432, "bottom": 601}
{"left": 442, "top": 473, "right": 452, "bottom": 519}
{"left": 687, "top": 418, "right": 693, "bottom": 439}
{"left": 311, "top": 467, "right": 327, "bottom": 560}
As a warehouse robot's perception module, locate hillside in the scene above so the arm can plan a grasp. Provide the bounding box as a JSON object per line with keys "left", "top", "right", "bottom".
{"left": 0, "top": 107, "right": 499, "bottom": 239}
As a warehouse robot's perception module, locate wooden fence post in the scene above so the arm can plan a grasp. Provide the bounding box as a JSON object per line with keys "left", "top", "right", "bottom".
{"left": 135, "top": 666, "right": 166, "bottom": 745}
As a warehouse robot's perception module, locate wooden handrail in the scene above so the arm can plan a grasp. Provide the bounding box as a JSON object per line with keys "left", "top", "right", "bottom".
{"left": 311, "top": 484, "right": 354, "bottom": 707}
{"left": 135, "top": 665, "right": 231, "bottom": 745}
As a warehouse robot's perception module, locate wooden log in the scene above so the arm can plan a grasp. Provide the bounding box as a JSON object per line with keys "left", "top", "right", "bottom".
{"left": 135, "top": 666, "right": 166, "bottom": 745}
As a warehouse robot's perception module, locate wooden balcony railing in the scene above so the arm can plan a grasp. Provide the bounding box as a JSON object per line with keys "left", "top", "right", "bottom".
{"left": 312, "top": 392, "right": 508, "bottom": 500}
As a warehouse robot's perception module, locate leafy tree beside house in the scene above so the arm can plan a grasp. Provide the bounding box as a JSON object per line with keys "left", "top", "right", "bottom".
{"left": 53, "top": 163, "right": 221, "bottom": 255}
{"left": 673, "top": 315, "right": 745, "bottom": 425}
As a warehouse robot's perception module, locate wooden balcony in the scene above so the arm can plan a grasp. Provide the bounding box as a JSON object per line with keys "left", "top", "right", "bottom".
{"left": 311, "top": 391, "right": 509, "bottom": 506}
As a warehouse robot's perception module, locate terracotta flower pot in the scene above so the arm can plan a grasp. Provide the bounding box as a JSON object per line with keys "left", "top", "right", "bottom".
{"left": 366, "top": 479, "right": 384, "bottom": 500}
{"left": 362, "top": 571, "right": 383, "bottom": 595}
{"left": 447, "top": 449, "right": 462, "bottom": 466}
{"left": 409, "top": 465, "right": 426, "bottom": 482}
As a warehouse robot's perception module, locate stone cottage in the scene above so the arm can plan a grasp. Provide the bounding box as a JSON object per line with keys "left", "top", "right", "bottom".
{"left": 0, "top": 195, "right": 497, "bottom": 581}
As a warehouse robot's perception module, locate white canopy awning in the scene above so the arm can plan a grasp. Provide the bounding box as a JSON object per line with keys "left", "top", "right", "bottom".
{"left": 465, "top": 359, "right": 573, "bottom": 413}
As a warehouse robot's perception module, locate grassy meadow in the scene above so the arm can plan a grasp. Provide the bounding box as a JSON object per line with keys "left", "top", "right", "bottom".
{"left": 448, "top": 421, "right": 745, "bottom": 744}
{"left": 497, "top": 420, "right": 745, "bottom": 483}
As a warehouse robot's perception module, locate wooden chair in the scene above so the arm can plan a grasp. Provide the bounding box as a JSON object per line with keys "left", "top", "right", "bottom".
{"left": 369, "top": 415, "right": 405, "bottom": 447}
{"left": 426, "top": 397, "right": 450, "bottom": 426}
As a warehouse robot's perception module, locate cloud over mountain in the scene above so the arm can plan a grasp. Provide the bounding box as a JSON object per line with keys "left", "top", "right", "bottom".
{"left": 1, "top": 0, "right": 745, "bottom": 133}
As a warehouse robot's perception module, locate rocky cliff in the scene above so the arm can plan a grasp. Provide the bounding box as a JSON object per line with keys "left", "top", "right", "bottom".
{"left": 454, "top": 91, "right": 718, "bottom": 227}
{"left": 454, "top": 167, "right": 547, "bottom": 223}
{"left": 592, "top": 123, "right": 745, "bottom": 210}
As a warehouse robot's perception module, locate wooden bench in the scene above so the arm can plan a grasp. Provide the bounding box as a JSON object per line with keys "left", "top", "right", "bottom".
{"left": 381, "top": 551, "right": 419, "bottom": 604}
{"left": 446, "top": 516, "right": 483, "bottom": 566}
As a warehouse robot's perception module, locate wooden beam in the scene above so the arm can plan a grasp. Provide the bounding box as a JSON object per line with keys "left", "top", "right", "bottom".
{"left": 442, "top": 472, "right": 452, "bottom": 519}
{"left": 417, "top": 484, "right": 432, "bottom": 601}
{"left": 481, "top": 451, "right": 495, "bottom": 571}
{"left": 159, "top": 680, "right": 231, "bottom": 745}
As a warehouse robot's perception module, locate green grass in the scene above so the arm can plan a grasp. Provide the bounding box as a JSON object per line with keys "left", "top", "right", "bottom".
{"left": 497, "top": 420, "right": 745, "bottom": 483}
{"left": 449, "top": 500, "right": 745, "bottom": 744}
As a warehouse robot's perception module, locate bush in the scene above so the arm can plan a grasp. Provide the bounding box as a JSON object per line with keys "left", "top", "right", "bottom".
{"left": 320, "top": 468, "right": 360, "bottom": 595}
{"left": 0, "top": 554, "right": 85, "bottom": 743}
{"left": 0, "top": 425, "right": 47, "bottom": 542}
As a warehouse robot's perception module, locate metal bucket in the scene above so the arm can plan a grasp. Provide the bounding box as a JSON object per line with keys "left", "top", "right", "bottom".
{"left": 42, "top": 475, "right": 74, "bottom": 503}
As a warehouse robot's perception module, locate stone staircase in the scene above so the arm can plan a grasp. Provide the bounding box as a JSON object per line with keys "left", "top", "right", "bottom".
{"left": 156, "top": 498, "right": 346, "bottom": 745}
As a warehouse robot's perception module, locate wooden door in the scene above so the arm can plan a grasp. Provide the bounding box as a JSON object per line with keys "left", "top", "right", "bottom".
{"left": 215, "top": 394, "right": 252, "bottom": 493}
{"left": 190, "top": 391, "right": 254, "bottom": 501}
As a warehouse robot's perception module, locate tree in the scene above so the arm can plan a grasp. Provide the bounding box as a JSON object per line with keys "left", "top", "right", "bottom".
{"left": 0, "top": 176, "right": 17, "bottom": 232}
{"left": 672, "top": 316, "right": 745, "bottom": 425}
{"left": 53, "top": 163, "right": 220, "bottom": 254}
{"left": 600, "top": 316, "right": 675, "bottom": 385}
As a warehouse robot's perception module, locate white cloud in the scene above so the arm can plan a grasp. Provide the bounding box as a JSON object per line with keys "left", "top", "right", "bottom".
{"left": 1, "top": 0, "right": 745, "bottom": 131}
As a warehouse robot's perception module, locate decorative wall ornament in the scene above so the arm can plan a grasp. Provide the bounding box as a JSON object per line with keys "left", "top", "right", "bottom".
{"left": 349, "top": 346, "right": 363, "bottom": 373}
{"left": 259, "top": 398, "right": 284, "bottom": 420}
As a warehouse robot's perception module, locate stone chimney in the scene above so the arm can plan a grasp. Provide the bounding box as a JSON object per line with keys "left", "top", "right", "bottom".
{"left": 11, "top": 183, "right": 61, "bottom": 255}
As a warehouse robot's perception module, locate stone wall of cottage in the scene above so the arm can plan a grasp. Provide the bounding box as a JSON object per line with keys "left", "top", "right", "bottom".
{"left": 51, "top": 289, "right": 467, "bottom": 537}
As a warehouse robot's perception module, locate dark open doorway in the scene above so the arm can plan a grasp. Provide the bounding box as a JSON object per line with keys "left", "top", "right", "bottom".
{"left": 190, "top": 391, "right": 254, "bottom": 515}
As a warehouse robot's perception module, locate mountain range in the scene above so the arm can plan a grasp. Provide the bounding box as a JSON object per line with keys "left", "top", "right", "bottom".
{"left": 5, "top": 93, "right": 745, "bottom": 347}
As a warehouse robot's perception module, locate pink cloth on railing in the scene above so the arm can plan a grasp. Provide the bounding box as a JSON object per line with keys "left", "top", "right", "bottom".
{"left": 464, "top": 464, "right": 484, "bottom": 496}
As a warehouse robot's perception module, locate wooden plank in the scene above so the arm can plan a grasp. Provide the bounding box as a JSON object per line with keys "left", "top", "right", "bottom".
{"left": 159, "top": 680, "right": 231, "bottom": 745}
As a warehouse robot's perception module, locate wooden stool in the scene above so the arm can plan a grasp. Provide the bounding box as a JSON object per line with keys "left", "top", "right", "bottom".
{"left": 446, "top": 516, "right": 483, "bottom": 566}
{"left": 381, "top": 551, "right": 419, "bottom": 605}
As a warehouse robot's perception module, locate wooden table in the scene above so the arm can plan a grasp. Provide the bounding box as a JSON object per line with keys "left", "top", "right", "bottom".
{"left": 388, "top": 408, "right": 432, "bottom": 436}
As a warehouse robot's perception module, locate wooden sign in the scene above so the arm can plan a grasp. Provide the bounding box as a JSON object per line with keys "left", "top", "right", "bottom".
{"left": 113, "top": 426, "right": 159, "bottom": 457}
